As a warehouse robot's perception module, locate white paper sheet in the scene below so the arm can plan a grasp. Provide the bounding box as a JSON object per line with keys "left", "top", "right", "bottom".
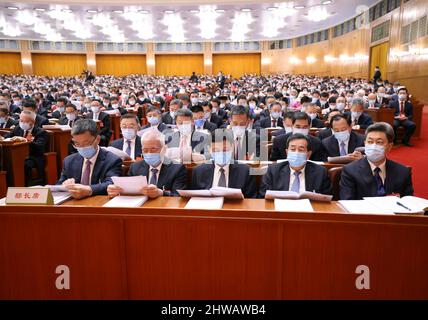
{"left": 102, "top": 147, "right": 132, "bottom": 160}
{"left": 363, "top": 196, "right": 425, "bottom": 214}
{"left": 52, "top": 192, "right": 73, "bottom": 205}
{"left": 111, "top": 176, "right": 147, "bottom": 195}
{"left": 45, "top": 184, "right": 68, "bottom": 192}
{"left": 177, "top": 189, "right": 212, "bottom": 197}
{"left": 338, "top": 200, "right": 393, "bottom": 215}
{"left": 265, "top": 190, "right": 332, "bottom": 202}
{"left": 210, "top": 187, "right": 244, "bottom": 199}
{"left": 274, "top": 199, "right": 314, "bottom": 212}
{"left": 103, "top": 195, "right": 148, "bottom": 208}
{"left": 185, "top": 197, "right": 224, "bottom": 210}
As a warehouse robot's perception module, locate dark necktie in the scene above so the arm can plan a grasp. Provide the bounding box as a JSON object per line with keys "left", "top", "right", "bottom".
{"left": 150, "top": 168, "right": 158, "bottom": 185}
{"left": 374, "top": 167, "right": 386, "bottom": 196}
{"left": 400, "top": 102, "right": 404, "bottom": 114}
{"left": 81, "top": 159, "right": 91, "bottom": 185}
{"left": 218, "top": 168, "right": 226, "bottom": 187}
{"left": 125, "top": 140, "right": 132, "bottom": 157}
{"left": 234, "top": 138, "right": 240, "bottom": 160}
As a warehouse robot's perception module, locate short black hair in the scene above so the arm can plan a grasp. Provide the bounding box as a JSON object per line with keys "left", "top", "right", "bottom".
{"left": 300, "top": 96, "right": 311, "bottom": 104}
{"left": 190, "top": 105, "right": 204, "bottom": 113}
{"left": 120, "top": 113, "right": 139, "bottom": 124}
{"left": 330, "top": 114, "right": 351, "bottom": 127}
{"left": 22, "top": 98, "right": 37, "bottom": 110}
{"left": 0, "top": 107, "right": 9, "bottom": 115}
{"left": 286, "top": 133, "right": 312, "bottom": 151}
{"left": 230, "top": 105, "right": 250, "bottom": 118}
{"left": 292, "top": 112, "right": 310, "bottom": 125}
{"left": 365, "top": 122, "right": 395, "bottom": 143}
{"left": 65, "top": 103, "right": 77, "bottom": 111}
{"left": 146, "top": 106, "right": 161, "bottom": 115}
{"left": 175, "top": 108, "right": 193, "bottom": 119}
{"left": 284, "top": 111, "right": 294, "bottom": 120}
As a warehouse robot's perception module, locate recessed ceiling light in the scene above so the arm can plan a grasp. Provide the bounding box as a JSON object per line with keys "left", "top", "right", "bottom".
{"left": 294, "top": 5, "right": 306, "bottom": 9}
{"left": 62, "top": 9, "right": 73, "bottom": 13}
{"left": 34, "top": 8, "right": 46, "bottom": 12}
{"left": 215, "top": 9, "right": 225, "bottom": 13}
{"left": 322, "top": 0, "right": 333, "bottom": 4}
{"left": 87, "top": 9, "right": 98, "bottom": 13}
{"left": 164, "top": 10, "right": 175, "bottom": 14}
{"left": 139, "top": 10, "right": 149, "bottom": 14}
{"left": 6, "top": 6, "right": 18, "bottom": 10}
{"left": 267, "top": 7, "right": 278, "bottom": 11}
{"left": 113, "top": 10, "right": 123, "bottom": 14}
{"left": 241, "top": 8, "right": 252, "bottom": 12}
{"left": 189, "top": 9, "right": 199, "bottom": 14}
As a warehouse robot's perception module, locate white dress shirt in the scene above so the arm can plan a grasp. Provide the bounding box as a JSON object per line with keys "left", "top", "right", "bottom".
{"left": 212, "top": 164, "right": 230, "bottom": 187}
{"left": 92, "top": 112, "right": 99, "bottom": 121}
{"left": 289, "top": 166, "right": 306, "bottom": 193}
{"left": 81, "top": 146, "right": 100, "bottom": 184}
{"left": 122, "top": 137, "right": 136, "bottom": 160}
{"left": 368, "top": 159, "right": 386, "bottom": 184}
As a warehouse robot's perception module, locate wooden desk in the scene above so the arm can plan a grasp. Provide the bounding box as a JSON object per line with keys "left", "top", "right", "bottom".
{"left": 1, "top": 197, "right": 427, "bottom": 300}
{"left": 45, "top": 128, "right": 72, "bottom": 176}
{"left": 366, "top": 108, "right": 395, "bottom": 125}
{"left": 109, "top": 114, "right": 122, "bottom": 141}
{"left": 0, "top": 141, "right": 29, "bottom": 187}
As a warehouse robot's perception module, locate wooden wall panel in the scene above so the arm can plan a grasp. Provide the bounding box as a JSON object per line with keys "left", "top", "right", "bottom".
{"left": 96, "top": 54, "right": 147, "bottom": 76}
{"left": 32, "top": 53, "right": 86, "bottom": 76}
{"left": 155, "top": 54, "right": 203, "bottom": 76}
{"left": 0, "top": 52, "right": 23, "bottom": 74}
{"left": 213, "top": 53, "right": 261, "bottom": 78}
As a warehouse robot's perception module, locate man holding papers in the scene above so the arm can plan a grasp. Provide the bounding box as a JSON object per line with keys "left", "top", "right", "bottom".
{"left": 110, "top": 113, "right": 142, "bottom": 160}
{"left": 107, "top": 129, "right": 187, "bottom": 198}
{"left": 339, "top": 122, "right": 414, "bottom": 200}
{"left": 191, "top": 129, "right": 257, "bottom": 198}
{"left": 259, "top": 133, "right": 331, "bottom": 197}
{"left": 322, "top": 114, "right": 365, "bottom": 158}
{"left": 56, "top": 119, "right": 122, "bottom": 199}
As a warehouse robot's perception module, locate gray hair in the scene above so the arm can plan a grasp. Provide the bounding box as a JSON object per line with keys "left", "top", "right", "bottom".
{"left": 365, "top": 122, "right": 395, "bottom": 143}
{"left": 20, "top": 110, "right": 36, "bottom": 121}
{"left": 352, "top": 97, "right": 364, "bottom": 107}
{"left": 71, "top": 119, "right": 98, "bottom": 137}
{"left": 169, "top": 99, "right": 183, "bottom": 108}
{"left": 175, "top": 108, "right": 193, "bottom": 119}
{"left": 140, "top": 128, "right": 165, "bottom": 147}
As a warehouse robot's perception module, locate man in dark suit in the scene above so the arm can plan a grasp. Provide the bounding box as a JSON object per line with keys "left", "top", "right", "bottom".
{"left": 202, "top": 101, "right": 223, "bottom": 128}
{"left": 255, "top": 102, "right": 284, "bottom": 129}
{"left": 58, "top": 104, "right": 81, "bottom": 127}
{"left": 108, "top": 129, "right": 187, "bottom": 198}
{"left": 340, "top": 122, "right": 413, "bottom": 200}
{"left": 306, "top": 103, "right": 325, "bottom": 128}
{"left": 389, "top": 87, "right": 416, "bottom": 146}
{"left": 216, "top": 71, "right": 226, "bottom": 89}
{"left": 344, "top": 98, "right": 373, "bottom": 130}
{"left": 16, "top": 98, "right": 49, "bottom": 128}
{"left": 0, "top": 106, "right": 17, "bottom": 128}
{"left": 56, "top": 119, "right": 122, "bottom": 199}
{"left": 110, "top": 113, "right": 142, "bottom": 160}
{"left": 270, "top": 112, "right": 326, "bottom": 161}
{"left": 141, "top": 106, "right": 168, "bottom": 132}
{"left": 2, "top": 110, "right": 48, "bottom": 185}
{"left": 228, "top": 106, "right": 260, "bottom": 160}
{"left": 162, "top": 99, "right": 182, "bottom": 125}
{"left": 317, "top": 110, "right": 342, "bottom": 140}
{"left": 85, "top": 99, "right": 112, "bottom": 146}
{"left": 376, "top": 86, "right": 390, "bottom": 107}
{"left": 365, "top": 93, "right": 381, "bottom": 109}
{"left": 373, "top": 66, "right": 382, "bottom": 83}
{"left": 164, "top": 108, "right": 211, "bottom": 161}
{"left": 211, "top": 98, "right": 229, "bottom": 124}
{"left": 191, "top": 129, "right": 257, "bottom": 198}
{"left": 51, "top": 97, "right": 68, "bottom": 119}
{"left": 107, "top": 96, "right": 127, "bottom": 115}
{"left": 322, "top": 114, "right": 365, "bottom": 158}
{"left": 260, "top": 133, "right": 331, "bottom": 197}
{"left": 191, "top": 105, "right": 217, "bottom": 133}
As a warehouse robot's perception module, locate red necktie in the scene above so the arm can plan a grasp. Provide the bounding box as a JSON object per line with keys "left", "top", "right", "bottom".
{"left": 400, "top": 102, "right": 404, "bottom": 114}
{"left": 272, "top": 119, "right": 277, "bottom": 127}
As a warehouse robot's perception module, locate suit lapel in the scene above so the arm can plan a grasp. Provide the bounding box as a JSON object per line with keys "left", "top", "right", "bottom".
{"left": 279, "top": 163, "right": 291, "bottom": 191}
{"left": 304, "top": 163, "right": 315, "bottom": 192}
{"left": 157, "top": 163, "right": 169, "bottom": 188}
{"left": 228, "top": 163, "right": 239, "bottom": 189}
{"left": 384, "top": 159, "right": 393, "bottom": 194}
{"left": 74, "top": 154, "right": 84, "bottom": 183}
{"left": 91, "top": 148, "right": 105, "bottom": 184}
{"left": 348, "top": 132, "right": 357, "bottom": 153}
{"left": 360, "top": 158, "right": 377, "bottom": 195}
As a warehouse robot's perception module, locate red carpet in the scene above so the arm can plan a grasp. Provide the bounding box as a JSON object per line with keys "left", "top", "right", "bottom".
{"left": 388, "top": 106, "right": 428, "bottom": 198}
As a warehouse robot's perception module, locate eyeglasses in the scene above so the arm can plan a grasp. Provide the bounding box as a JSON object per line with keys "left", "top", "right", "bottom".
{"left": 71, "top": 136, "right": 97, "bottom": 148}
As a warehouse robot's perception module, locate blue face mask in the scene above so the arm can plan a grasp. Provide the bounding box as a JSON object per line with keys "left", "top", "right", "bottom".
{"left": 76, "top": 145, "right": 97, "bottom": 159}
{"left": 148, "top": 116, "right": 159, "bottom": 126}
{"left": 0, "top": 117, "right": 6, "bottom": 124}
{"left": 365, "top": 144, "right": 385, "bottom": 163}
{"left": 194, "top": 119, "right": 205, "bottom": 127}
{"left": 143, "top": 153, "right": 162, "bottom": 167}
{"left": 212, "top": 151, "right": 232, "bottom": 167}
{"left": 121, "top": 128, "right": 136, "bottom": 141}
{"left": 287, "top": 151, "right": 307, "bottom": 168}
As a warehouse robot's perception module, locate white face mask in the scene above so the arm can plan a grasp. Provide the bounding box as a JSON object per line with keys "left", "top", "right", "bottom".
{"left": 292, "top": 128, "right": 309, "bottom": 136}
{"left": 178, "top": 123, "right": 192, "bottom": 135}
{"left": 232, "top": 126, "right": 246, "bottom": 137}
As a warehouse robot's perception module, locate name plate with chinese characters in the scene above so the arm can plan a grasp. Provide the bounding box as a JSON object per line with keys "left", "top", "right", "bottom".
{"left": 6, "top": 187, "right": 54, "bottom": 205}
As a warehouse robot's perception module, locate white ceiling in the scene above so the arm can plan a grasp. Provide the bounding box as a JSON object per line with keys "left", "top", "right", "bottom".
{"left": 0, "top": 0, "right": 378, "bottom": 43}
